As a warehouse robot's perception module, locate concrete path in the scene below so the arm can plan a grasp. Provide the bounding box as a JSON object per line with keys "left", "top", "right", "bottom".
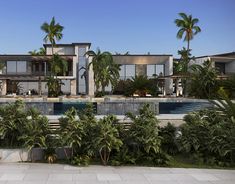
{"left": 0, "top": 163, "right": 234, "bottom": 184}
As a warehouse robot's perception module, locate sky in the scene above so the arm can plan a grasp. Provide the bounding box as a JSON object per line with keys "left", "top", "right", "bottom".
{"left": 0, "top": 0, "right": 234, "bottom": 57}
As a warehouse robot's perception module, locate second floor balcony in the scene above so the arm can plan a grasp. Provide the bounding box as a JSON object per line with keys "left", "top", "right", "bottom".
{"left": 0, "top": 55, "right": 75, "bottom": 78}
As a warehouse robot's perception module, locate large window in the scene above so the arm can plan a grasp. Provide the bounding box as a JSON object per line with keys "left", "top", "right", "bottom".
{"left": 78, "top": 47, "right": 87, "bottom": 94}
{"left": 7, "top": 61, "right": 27, "bottom": 74}
{"left": 147, "top": 65, "right": 155, "bottom": 77}
{"left": 146, "top": 64, "right": 164, "bottom": 77}
{"left": 156, "top": 65, "right": 164, "bottom": 76}
{"left": 125, "top": 65, "right": 135, "bottom": 79}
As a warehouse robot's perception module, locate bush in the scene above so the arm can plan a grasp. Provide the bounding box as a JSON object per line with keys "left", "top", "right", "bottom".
{"left": 159, "top": 123, "right": 178, "bottom": 155}
{"left": 113, "top": 77, "right": 160, "bottom": 97}
{"left": 178, "top": 98, "right": 235, "bottom": 166}
{"left": 111, "top": 104, "right": 170, "bottom": 166}
{"left": 0, "top": 100, "right": 50, "bottom": 151}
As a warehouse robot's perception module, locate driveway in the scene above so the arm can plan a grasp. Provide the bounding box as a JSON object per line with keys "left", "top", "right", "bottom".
{"left": 0, "top": 163, "right": 234, "bottom": 184}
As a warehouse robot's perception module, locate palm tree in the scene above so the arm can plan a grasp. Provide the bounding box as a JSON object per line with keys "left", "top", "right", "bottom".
{"left": 86, "top": 49, "right": 120, "bottom": 94}
{"left": 28, "top": 47, "right": 46, "bottom": 56}
{"left": 175, "top": 13, "right": 201, "bottom": 52}
{"left": 41, "top": 17, "right": 64, "bottom": 96}
{"left": 41, "top": 17, "right": 64, "bottom": 55}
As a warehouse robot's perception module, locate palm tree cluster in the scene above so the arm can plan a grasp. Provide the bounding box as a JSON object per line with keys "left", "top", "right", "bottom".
{"left": 86, "top": 49, "right": 120, "bottom": 94}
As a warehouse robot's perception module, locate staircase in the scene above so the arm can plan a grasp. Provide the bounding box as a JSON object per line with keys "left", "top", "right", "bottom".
{"left": 48, "top": 119, "right": 60, "bottom": 131}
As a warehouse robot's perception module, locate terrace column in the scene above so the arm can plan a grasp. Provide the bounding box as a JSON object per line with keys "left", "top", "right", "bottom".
{"left": 1, "top": 79, "right": 7, "bottom": 95}
{"left": 70, "top": 79, "right": 76, "bottom": 96}
{"left": 87, "top": 56, "right": 94, "bottom": 96}
{"left": 165, "top": 56, "right": 173, "bottom": 95}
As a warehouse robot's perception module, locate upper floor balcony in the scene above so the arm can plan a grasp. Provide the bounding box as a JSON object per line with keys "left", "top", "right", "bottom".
{"left": 0, "top": 55, "right": 75, "bottom": 79}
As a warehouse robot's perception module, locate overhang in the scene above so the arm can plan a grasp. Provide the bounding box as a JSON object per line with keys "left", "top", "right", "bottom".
{"left": 0, "top": 55, "right": 75, "bottom": 62}
{"left": 112, "top": 55, "right": 172, "bottom": 65}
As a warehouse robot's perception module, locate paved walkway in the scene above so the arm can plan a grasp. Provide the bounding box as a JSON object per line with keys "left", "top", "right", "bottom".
{"left": 0, "top": 163, "right": 234, "bottom": 184}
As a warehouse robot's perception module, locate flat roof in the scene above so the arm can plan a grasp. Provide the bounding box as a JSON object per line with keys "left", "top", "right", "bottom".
{"left": 195, "top": 51, "right": 235, "bottom": 59}
{"left": 43, "top": 42, "right": 91, "bottom": 48}
{"left": 112, "top": 54, "right": 173, "bottom": 57}
{"left": 0, "top": 55, "right": 75, "bottom": 61}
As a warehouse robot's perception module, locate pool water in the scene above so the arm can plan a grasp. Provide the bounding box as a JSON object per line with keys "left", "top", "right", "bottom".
{"left": 159, "top": 102, "right": 212, "bottom": 114}
{"left": 54, "top": 102, "right": 97, "bottom": 115}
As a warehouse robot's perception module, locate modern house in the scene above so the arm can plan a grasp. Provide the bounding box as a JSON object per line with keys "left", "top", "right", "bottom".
{"left": 189, "top": 52, "right": 235, "bottom": 76}
{"left": 0, "top": 43, "right": 174, "bottom": 96}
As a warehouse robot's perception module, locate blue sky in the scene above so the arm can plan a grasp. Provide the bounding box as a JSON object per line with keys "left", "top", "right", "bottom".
{"left": 0, "top": 0, "right": 234, "bottom": 57}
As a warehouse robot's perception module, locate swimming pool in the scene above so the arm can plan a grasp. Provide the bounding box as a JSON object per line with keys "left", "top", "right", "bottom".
{"left": 54, "top": 102, "right": 97, "bottom": 115}
{"left": 159, "top": 102, "right": 212, "bottom": 114}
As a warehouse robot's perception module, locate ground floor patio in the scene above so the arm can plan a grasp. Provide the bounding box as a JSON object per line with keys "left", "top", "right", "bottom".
{"left": 0, "top": 163, "right": 234, "bottom": 184}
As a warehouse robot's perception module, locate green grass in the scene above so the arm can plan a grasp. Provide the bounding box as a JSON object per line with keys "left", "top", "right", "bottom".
{"left": 168, "top": 154, "right": 235, "bottom": 169}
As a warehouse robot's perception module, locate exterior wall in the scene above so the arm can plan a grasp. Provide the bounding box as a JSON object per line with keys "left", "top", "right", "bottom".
{"left": 165, "top": 56, "right": 173, "bottom": 94}
{"left": 225, "top": 60, "right": 235, "bottom": 74}
{"left": 189, "top": 57, "right": 211, "bottom": 67}
{"left": 46, "top": 46, "right": 75, "bottom": 55}
{"left": 113, "top": 55, "right": 171, "bottom": 65}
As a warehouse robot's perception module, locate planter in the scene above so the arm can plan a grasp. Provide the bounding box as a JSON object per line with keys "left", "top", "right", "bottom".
{"left": 0, "top": 147, "right": 72, "bottom": 163}
{"left": 0, "top": 149, "right": 30, "bottom": 162}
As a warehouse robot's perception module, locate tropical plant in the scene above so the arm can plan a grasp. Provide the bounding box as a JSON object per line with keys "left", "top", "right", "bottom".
{"left": 189, "top": 60, "right": 219, "bottom": 98}
{"left": 178, "top": 97, "right": 235, "bottom": 166}
{"left": 59, "top": 107, "right": 84, "bottom": 157}
{"left": 44, "top": 147, "right": 57, "bottom": 163}
{"left": 41, "top": 17, "right": 64, "bottom": 97}
{"left": 41, "top": 17, "right": 64, "bottom": 55}
{"left": 115, "top": 76, "right": 160, "bottom": 97}
{"left": 121, "top": 104, "right": 170, "bottom": 166}
{"left": 51, "top": 54, "right": 68, "bottom": 77}
{"left": 220, "top": 74, "right": 235, "bottom": 98}
{"left": 46, "top": 76, "right": 64, "bottom": 97}
{"left": 19, "top": 108, "right": 50, "bottom": 161}
{"left": 159, "top": 123, "right": 178, "bottom": 155}
{"left": 93, "top": 115, "right": 123, "bottom": 165}
{"left": 175, "top": 12, "right": 201, "bottom": 52}
{"left": 28, "top": 47, "right": 46, "bottom": 96}
{"left": 174, "top": 47, "right": 192, "bottom": 96}
{"left": 0, "top": 100, "right": 28, "bottom": 147}
{"left": 28, "top": 47, "right": 46, "bottom": 55}
{"left": 86, "top": 49, "right": 121, "bottom": 94}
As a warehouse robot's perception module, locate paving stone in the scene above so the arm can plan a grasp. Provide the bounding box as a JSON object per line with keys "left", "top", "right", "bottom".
{"left": 6, "top": 182, "right": 45, "bottom": 184}
{"left": 48, "top": 174, "right": 73, "bottom": 181}
{"left": 169, "top": 174, "right": 196, "bottom": 181}
{"left": 213, "top": 173, "right": 235, "bottom": 180}
{"left": 73, "top": 174, "right": 97, "bottom": 181}
{"left": 144, "top": 174, "right": 173, "bottom": 181}
{"left": 46, "top": 182, "right": 76, "bottom": 184}
{"left": 0, "top": 163, "right": 234, "bottom": 184}
{"left": 120, "top": 173, "right": 147, "bottom": 181}
{"left": 97, "top": 174, "right": 121, "bottom": 181}
{"left": 109, "top": 181, "right": 150, "bottom": 184}
{"left": 0, "top": 174, "right": 25, "bottom": 181}
{"left": 190, "top": 173, "right": 219, "bottom": 181}
{"left": 23, "top": 173, "right": 49, "bottom": 181}
{"left": 75, "top": 181, "right": 108, "bottom": 184}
